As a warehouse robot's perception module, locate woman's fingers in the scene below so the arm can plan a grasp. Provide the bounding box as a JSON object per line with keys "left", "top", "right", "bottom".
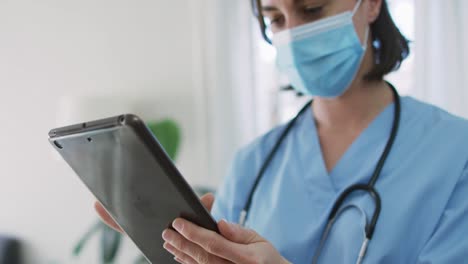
{"left": 163, "top": 228, "right": 232, "bottom": 264}
{"left": 94, "top": 201, "right": 123, "bottom": 233}
{"left": 171, "top": 218, "right": 249, "bottom": 263}
{"left": 217, "top": 220, "right": 262, "bottom": 244}
{"left": 163, "top": 242, "right": 198, "bottom": 264}
{"left": 199, "top": 193, "right": 215, "bottom": 212}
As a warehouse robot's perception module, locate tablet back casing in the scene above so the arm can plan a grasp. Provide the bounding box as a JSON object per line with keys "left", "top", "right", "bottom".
{"left": 49, "top": 114, "right": 218, "bottom": 263}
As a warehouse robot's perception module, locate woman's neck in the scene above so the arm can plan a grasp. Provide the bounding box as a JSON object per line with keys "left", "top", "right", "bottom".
{"left": 312, "top": 80, "right": 394, "bottom": 132}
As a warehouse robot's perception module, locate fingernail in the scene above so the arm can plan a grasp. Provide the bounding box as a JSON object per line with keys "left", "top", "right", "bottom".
{"left": 173, "top": 219, "right": 184, "bottom": 231}
{"left": 221, "top": 219, "right": 232, "bottom": 225}
{"left": 163, "top": 242, "right": 174, "bottom": 254}
{"left": 162, "top": 230, "right": 170, "bottom": 241}
{"left": 220, "top": 219, "right": 234, "bottom": 232}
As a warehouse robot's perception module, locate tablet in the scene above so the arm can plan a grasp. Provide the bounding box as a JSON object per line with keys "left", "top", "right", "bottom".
{"left": 49, "top": 114, "right": 219, "bottom": 263}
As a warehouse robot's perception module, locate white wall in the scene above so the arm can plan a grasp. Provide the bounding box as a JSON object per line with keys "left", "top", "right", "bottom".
{"left": 195, "top": 0, "right": 261, "bottom": 183}
{"left": 413, "top": 0, "right": 468, "bottom": 118}
{"left": 0, "top": 0, "right": 234, "bottom": 263}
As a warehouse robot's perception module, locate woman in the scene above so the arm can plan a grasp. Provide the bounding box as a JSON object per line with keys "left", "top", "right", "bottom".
{"left": 97, "top": 0, "right": 468, "bottom": 263}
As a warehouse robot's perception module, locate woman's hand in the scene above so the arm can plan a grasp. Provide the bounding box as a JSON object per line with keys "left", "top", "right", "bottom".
{"left": 162, "top": 194, "right": 290, "bottom": 264}
{"left": 164, "top": 217, "right": 290, "bottom": 264}
{"left": 95, "top": 194, "right": 290, "bottom": 264}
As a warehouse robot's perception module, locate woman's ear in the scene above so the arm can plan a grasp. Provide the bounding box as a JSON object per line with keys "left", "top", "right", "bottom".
{"left": 367, "top": 0, "right": 383, "bottom": 23}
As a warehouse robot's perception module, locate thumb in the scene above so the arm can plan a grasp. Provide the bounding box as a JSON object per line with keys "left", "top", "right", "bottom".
{"left": 218, "top": 219, "right": 263, "bottom": 244}
{"left": 94, "top": 201, "right": 123, "bottom": 233}
{"left": 200, "top": 193, "right": 215, "bottom": 212}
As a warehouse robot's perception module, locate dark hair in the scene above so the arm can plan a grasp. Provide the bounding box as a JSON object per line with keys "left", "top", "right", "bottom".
{"left": 366, "top": 1, "right": 410, "bottom": 80}
{"left": 251, "top": 0, "right": 410, "bottom": 81}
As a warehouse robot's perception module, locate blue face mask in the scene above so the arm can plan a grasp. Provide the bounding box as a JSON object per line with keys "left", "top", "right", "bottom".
{"left": 273, "top": 0, "right": 368, "bottom": 98}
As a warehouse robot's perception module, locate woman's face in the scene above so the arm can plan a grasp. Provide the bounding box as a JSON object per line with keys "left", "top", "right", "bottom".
{"left": 260, "top": 0, "right": 380, "bottom": 45}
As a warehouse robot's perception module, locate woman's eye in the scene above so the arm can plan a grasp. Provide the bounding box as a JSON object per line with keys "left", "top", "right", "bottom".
{"left": 265, "top": 15, "right": 285, "bottom": 30}
{"left": 269, "top": 16, "right": 284, "bottom": 25}
{"left": 303, "top": 6, "right": 323, "bottom": 15}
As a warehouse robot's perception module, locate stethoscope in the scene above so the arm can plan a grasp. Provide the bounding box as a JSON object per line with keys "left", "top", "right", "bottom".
{"left": 239, "top": 83, "right": 401, "bottom": 264}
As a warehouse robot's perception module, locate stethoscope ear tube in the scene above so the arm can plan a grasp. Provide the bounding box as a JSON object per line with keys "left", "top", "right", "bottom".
{"left": 240, "top": 100, "right": 313, "bottom": 226}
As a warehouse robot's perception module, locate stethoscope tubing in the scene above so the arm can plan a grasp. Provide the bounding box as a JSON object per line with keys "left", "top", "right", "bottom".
{"left": 240, "top": 83, "right": 401, "bottom": 263}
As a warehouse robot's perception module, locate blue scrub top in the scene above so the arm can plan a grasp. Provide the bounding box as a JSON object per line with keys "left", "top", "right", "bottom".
{"left": 212, "top": 96, "right": 468, "bottom": 263}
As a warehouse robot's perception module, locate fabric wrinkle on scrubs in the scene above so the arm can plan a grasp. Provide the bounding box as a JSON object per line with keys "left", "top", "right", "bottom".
{"left": 211, "top": 96, "right": 468, "bottom": 263}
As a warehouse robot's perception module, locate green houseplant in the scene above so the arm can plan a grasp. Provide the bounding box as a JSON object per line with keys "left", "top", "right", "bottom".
{"left": 72, "top": 119, "right": 181, "bottom": 264}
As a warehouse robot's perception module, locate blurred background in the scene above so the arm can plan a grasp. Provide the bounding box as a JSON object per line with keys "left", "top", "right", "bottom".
{"left": 0, "top": 0, "right": 466, "bottom": 263}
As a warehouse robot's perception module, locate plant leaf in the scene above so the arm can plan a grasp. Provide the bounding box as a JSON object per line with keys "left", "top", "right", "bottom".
{"left": 147, "top": 119, "right": 181, "bottom": 160}
{"left": 100, "top": 224, "right": 122, "bottom": 263}
{"left": 134, "top": 255, "right": 150, "bottom": 264}
{"left": 73, "top": 221, "right": 103, "bottom": 256}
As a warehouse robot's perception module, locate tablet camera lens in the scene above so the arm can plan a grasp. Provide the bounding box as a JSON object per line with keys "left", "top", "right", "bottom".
{"left": 87, "top": 137, "right": 92, "bottom": 142}
{"left": 119, "top": 116, "right": 125, "bottom": 124}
